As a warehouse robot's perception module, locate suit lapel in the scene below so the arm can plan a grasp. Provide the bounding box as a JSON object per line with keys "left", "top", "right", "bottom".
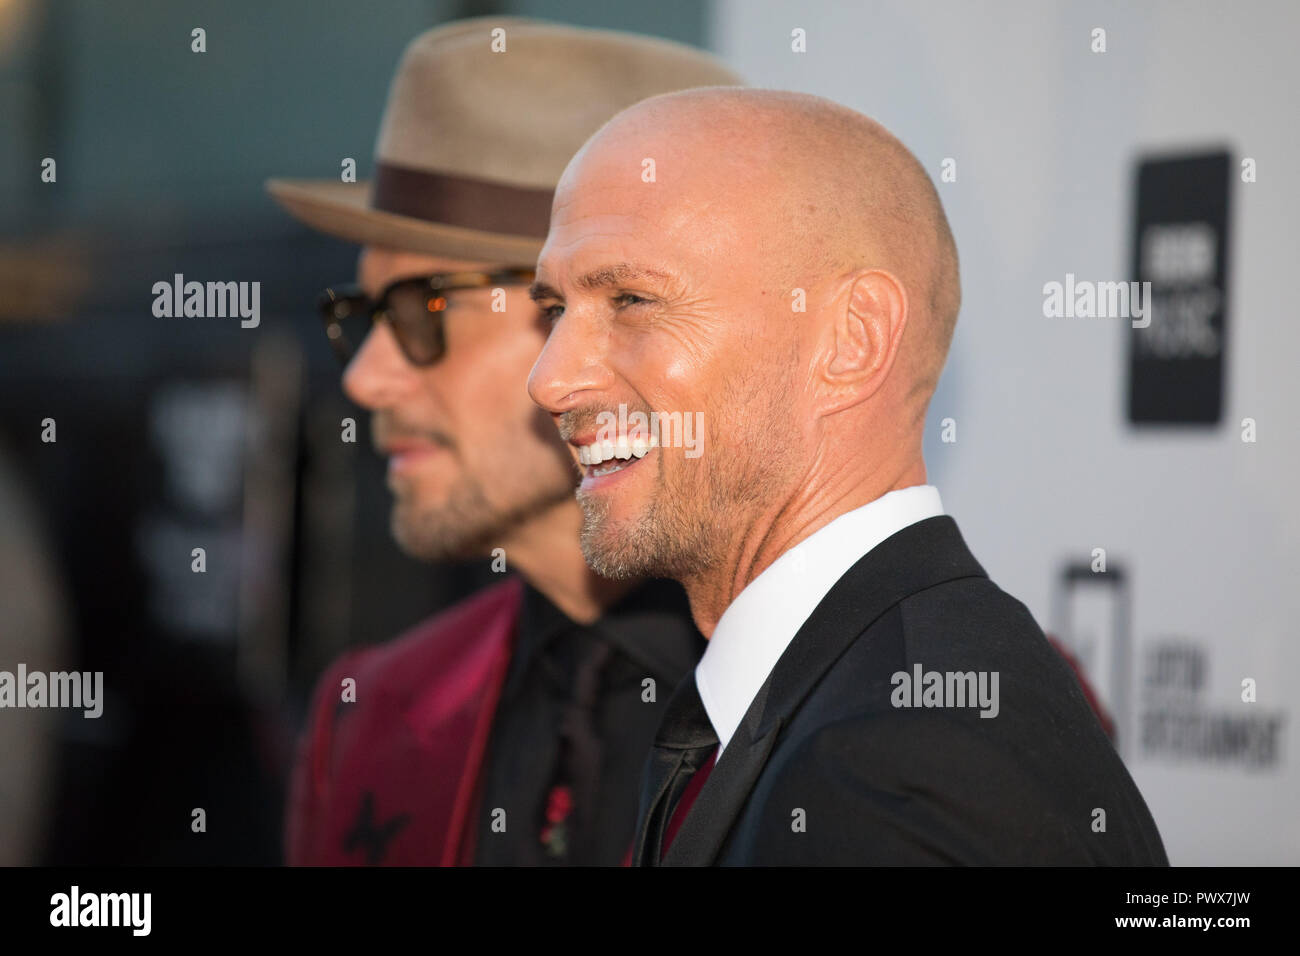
{"left": 401, "top": 579, "right": 522, "bottom": 866}
{"left": 666, "top": 516, "right": 986, "bottom": 864}
{"left": 661, "top": 715, "right": 783, "bottom": 865}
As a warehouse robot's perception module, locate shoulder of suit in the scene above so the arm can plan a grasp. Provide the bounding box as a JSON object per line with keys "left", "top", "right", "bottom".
{"left": 895, "top": 574, "right": 1063, "bottom": 675}
{"left": 777, "top": 574, "right": 1128, "bottom": 792}
{"left": 781, "top": 574, "right": 1108, "bottom": 769}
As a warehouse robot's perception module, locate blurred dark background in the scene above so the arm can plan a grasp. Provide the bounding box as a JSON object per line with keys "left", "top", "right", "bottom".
{"left": 0, "top": 0, "right": 709, "bottom": 864}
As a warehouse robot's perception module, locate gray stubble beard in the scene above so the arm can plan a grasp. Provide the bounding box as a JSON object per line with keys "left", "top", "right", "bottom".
{"left": 576, "top": 480, "right": 717, "bottom": 581}
{"left": 575, "top": 442, "right": 781, "bottom": 583}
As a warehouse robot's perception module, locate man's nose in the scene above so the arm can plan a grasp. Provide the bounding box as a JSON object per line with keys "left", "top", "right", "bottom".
{"left": 342, "top": 322, "right": 421, "bottom": 410}
{"left": 528, "top": 313, "right": 613, "bottom": 414}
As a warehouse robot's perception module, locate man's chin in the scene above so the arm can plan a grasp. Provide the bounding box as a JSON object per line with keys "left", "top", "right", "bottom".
{"left": 388, "top": 478, "right": 574, "bottom": 563}
{"left": 577, "top": 499, "right": 638, "bottom": 575}
{"left": 579, "top": 539, "right": 646, "bottom": 580}
{"left": 388, "top": 495, "right": 486, "bottom": 562}
{"left": 391, "top": 513, "right": 475, "bottom": 562}
{"left": 578, "top": 506, "right": 711, "bottom": 582}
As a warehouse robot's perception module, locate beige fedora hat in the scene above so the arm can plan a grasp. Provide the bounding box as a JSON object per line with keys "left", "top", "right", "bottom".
{"left": 265, "top": 17, "right": 742, "bottom": 263}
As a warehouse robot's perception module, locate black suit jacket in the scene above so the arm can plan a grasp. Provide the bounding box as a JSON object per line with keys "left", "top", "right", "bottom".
{"left": 640, "top": 516, "right": 1168, "bottom": 865}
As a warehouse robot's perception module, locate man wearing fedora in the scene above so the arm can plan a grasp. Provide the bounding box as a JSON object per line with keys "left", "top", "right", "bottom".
{"left": 267, "top": 19, "right": 740, "bottom": 866}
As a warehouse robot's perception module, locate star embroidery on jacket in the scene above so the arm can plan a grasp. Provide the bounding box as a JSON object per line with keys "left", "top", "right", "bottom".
{"left": 343, "top": 791, "right": 411, "bottom": 864}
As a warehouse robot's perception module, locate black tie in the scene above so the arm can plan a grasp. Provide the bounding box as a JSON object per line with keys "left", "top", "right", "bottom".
{"left": 557, "top": 634, "right": 613, "bottom": 858}
{"left": 635, "top": 675, "right": 719, "bottom": 866}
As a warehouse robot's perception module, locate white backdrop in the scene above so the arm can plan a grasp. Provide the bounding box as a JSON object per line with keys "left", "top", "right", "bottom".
{"left": 711, "top": 0, "right": 1300, "bottom": 864}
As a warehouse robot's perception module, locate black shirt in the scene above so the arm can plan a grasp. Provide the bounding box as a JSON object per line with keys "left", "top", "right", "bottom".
{"left": 472, "top": 578, "right": 702, "bottom": 865}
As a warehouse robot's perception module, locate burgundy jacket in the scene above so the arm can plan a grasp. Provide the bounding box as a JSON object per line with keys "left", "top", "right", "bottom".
{"left": 286, "top": 578, "right": 522, "bottom": 866}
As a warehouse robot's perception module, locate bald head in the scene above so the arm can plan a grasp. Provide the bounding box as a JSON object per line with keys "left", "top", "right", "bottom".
{"left": 529, "top": 88, "right": 960, "bottom": 621}
{"left": 559, "top": 88, "right": 960, "bottom": 405}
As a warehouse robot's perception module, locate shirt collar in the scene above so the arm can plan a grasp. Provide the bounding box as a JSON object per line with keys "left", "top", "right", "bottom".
{"left": 507, "top": 577, "right": 702, "bottom": 699}
{"left": 695, "top": 484, "right": 944, "bottom": 756}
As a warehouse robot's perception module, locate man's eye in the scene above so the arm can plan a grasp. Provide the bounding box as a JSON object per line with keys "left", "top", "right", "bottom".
{"left": 613, "top": 293, "right": 650, "bottom": 309}
{"left": 541, "top": 303, "right": 565, "bottom": 323}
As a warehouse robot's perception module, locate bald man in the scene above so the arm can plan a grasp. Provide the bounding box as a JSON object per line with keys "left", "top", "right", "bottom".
{"left": 527, "top": 89, "right": 1168, "bottom": 866}
{"left": 272, "top": 22, "right": 741, "bottom": 866}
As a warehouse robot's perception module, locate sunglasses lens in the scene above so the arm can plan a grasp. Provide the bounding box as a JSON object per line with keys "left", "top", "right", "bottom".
{"left": 319, "top": 293, "right": 371, "bottom": 363}
{"left": 385, "top": 283, "right": 447, "bottom": 365}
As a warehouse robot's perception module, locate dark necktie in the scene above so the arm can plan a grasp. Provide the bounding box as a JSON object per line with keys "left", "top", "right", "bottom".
{"left": 536, "top": 628, "right": 613, "bottom": 862}
{"left": 636, "top": 675, "right": 719, "bottom": 865}
{"left": 558, "top": 634, "right": 612, "bottom": 853}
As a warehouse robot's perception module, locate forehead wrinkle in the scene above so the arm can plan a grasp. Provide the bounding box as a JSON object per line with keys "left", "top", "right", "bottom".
{"left": 529, "top": 262, "right": 682, "bottom": 302}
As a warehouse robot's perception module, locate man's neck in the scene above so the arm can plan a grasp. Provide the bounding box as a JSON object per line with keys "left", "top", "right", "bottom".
{"left": 683, "top": 455, "right": 928, "bottom": 638}
{"left": 498, "top": 498, "right": 635, "bottom": 625}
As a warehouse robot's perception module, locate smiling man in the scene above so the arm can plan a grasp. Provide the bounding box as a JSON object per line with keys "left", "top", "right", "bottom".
{"left": 528, "top": 88, "right": 1168, "bottom": 865}
{"left": 268, "top": 20, "right": 740, "bottom": 866}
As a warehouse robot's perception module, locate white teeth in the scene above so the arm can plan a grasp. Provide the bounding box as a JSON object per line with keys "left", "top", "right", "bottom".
{"left": 577, "top": 436, "right": 656, "bottom": 466}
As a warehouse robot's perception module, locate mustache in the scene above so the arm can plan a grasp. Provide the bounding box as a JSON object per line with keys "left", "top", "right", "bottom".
{"left": 557, "top": 405, "right": 654, "bottom": 442}
{"left": 371, "top": 412, "right": 455, "bottom": 452}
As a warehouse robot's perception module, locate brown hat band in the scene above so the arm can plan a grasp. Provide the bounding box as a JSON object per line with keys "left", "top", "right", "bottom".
{"left": 371, "top": 161, "right": 554, "bottom": 239}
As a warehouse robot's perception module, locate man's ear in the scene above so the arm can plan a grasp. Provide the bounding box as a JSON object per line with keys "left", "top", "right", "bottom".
{"left": 816, "top": 269, "right": 908, "bottom": 413}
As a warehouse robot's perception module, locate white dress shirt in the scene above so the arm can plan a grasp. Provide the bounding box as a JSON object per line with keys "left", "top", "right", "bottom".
{"left": 695, "top": 484, "right": 945, "bottom": 757}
